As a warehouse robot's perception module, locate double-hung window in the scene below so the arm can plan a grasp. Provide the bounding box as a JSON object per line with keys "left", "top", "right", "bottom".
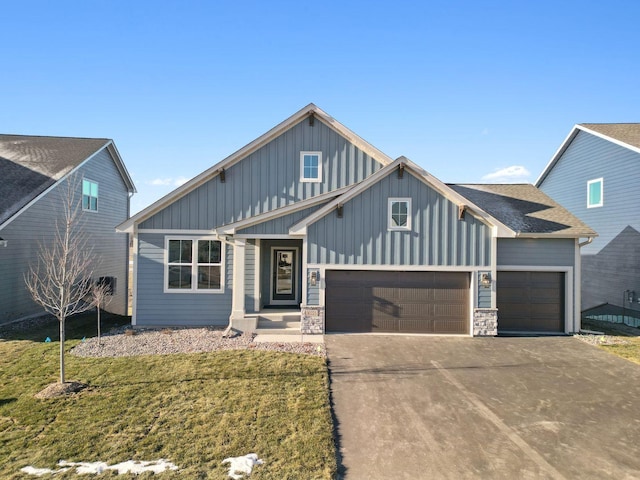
{"left": 82, "top": 179, "right": 98, "bottom": 211}
{"left": 587, "top": 178, "right": 603, "bottom": 208}
{"left": 165, "top": 237, "right": 224, "bottom": 293}
{"left": 388, "top": 198, "right": 412, "bottom": 231}
{"left": 300, "top": 151, "right": 322, "bottom": 182}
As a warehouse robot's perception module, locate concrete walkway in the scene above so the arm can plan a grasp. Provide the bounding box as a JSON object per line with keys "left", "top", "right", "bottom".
{"left": 326, "top": 335, "right": 640, "bottom": 480}
{"left": 253, "top": 333, "right": 324, "bottom": 344}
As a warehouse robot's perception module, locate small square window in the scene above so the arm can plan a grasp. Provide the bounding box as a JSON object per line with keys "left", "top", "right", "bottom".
{"left": 587, "top": 178, "right": 603, "bottom": 208}
{"left": 300, "top": 152, "right": 322, "bottom": 183}
{"left": 82, "top": 179, "right": 98, "bottom": 212}
{"left": 388, "top": 198, "right": 411, "bottom": 231}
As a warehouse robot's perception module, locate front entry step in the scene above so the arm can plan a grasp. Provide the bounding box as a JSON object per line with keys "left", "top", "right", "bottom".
{"left": 248, "top": 310, "right": 302, "bottom": 335}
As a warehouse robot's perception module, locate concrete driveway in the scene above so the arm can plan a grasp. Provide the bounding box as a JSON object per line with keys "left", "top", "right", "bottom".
{"left": 326, "top": 335, "right": 640, "bottom": 479}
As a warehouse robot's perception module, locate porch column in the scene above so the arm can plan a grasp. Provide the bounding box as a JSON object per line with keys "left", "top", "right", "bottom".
{"left": 229, "top": 238, "right": 246, "bottom": 323}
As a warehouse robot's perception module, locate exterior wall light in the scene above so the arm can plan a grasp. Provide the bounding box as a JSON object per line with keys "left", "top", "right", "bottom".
{"left": 480, "top": 272, "right": 491, "bottom": 287}
{"left": 0, "top": 237, "right": 7, "bottom": 247}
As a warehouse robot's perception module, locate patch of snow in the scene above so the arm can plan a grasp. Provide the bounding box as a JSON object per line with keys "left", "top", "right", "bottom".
{"left": 20, "top": 466, "right": 70, "bottom": 476}
{"left": 222, "top": 453, "right": 264, "bottom": 479}
{"left": 21, "top": 459, "right": 179, "bottom": 476}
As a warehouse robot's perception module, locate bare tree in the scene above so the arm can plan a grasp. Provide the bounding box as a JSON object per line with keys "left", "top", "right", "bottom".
{"left": 92, "top": 280, "right": 113, "bottom": 345}
{"left": 24, "top": 177, "right": 96, "bottom": 384}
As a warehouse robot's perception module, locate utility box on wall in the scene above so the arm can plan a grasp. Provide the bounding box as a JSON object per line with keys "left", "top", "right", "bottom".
{"left": 97, "top": 276, "right": 116, "bottom": 296}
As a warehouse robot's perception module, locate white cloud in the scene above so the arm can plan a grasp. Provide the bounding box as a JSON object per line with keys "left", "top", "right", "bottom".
{"left": 481, "top": 165, "right": 531, "bottom": 183}
{"left": 149, "top": 177, "right": 189, "bottom": 187}
{"left": 149, "top": 178, "right": 172, "bottom": 186}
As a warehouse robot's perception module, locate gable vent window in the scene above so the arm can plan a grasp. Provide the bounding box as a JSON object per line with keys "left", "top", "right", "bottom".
{"left": 300, "top": 151, "right": 322, "bottom": 183}
{"left": 82, "top": 179, "right": 99, "bottom": 212}
{"left": 587, "top": 178, "right": 603, "bottom": 208}
{"left": 388, "top": 198, "right": 412, "bottom": 231}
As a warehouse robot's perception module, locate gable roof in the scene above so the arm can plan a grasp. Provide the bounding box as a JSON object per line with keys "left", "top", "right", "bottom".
{"left": 449, "top": 184, "right": 597, "bottom": 238}
{"left": 535, "top": 123, "right": 640, "bottom": 186}
{"left": 0, "top": 135, "right": 136, "bottom": 228}
{"left": 118, "top": 103, "right": 394, "bottom": 232}
{"left": 289, "top": 157, "right": 515, "bottom": 237}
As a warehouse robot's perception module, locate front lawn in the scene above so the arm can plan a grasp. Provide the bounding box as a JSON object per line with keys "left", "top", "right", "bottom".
{"left": 581, "top": 318, "right": 640, "bottom": 365}
{"left": 0, "top": 316, "right": 336, "bottom": 479}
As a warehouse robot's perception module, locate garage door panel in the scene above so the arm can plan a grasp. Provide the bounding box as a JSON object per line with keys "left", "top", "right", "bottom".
{"left": 497, "top": 271, "right": 564, "bottom": 332}
{"left": 433, "top": 319, "right": 468, "bottom": 333}
{"left": 326, "top": 271, "right": 469, "bottom": 334}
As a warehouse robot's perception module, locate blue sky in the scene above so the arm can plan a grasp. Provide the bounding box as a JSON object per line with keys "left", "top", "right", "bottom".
{"left": 2, "top": 1, "right": 639, "bottom": 213}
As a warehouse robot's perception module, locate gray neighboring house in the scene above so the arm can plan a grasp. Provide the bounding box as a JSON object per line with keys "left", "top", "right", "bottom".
{"left": 119, "top": 104, "right": 594, "bottom": 336}
{"left": 536, "top": 123, "right": 640, "bottom": 316}
{"left": 0, "top": 135, "right": 136, "bottom": 324}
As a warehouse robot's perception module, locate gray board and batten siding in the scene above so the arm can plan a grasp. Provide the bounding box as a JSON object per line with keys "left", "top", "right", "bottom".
{"left": 0, "top": 148, "right": 130, "bottom": 323}
{"left": 307, "top": 169, "right": 492, "bottom": 266}
{"left": 537, "top": 130, "right": 640, "bottom": 255}
{"left": 139, "top": 118, "right": 383, "bottom": 231}
{"left": 237, "top": 204, "right": 326, "bottom": 236}
{"left": 136, "top": 233, "right": 233, "bottom": 326}
{"left": 538, "top": 130, "right": 640, "bottom": 311}
{"left": 497, "top": 238, "right": 576, "bottom": 268}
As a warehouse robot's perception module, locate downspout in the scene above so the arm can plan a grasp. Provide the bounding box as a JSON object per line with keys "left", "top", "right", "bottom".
{"left": 578, "top": 237, "right": 593, "bottom": 248}
{"left": 576, "top": 236, "right": 594, "bottom": 333}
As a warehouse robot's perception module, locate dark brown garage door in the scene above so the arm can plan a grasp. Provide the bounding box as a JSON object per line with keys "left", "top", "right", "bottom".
{"left": 497, "top": 271, "right": 564, "bottom": 332}
{"left": 325, "top": 271, "right": 469, "bottom": 334}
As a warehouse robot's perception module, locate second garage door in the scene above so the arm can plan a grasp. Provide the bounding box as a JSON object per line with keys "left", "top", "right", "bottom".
{"left": 497, "top": 271, "right": 565, "bottom": 333}
{"left": 325, "top": 270, "right": 469, "bottom": 334}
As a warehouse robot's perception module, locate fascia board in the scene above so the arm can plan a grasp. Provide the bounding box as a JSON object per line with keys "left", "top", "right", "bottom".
{"left": 216, "top": 186, "right": 350, "bottom": 234}
{"left": 1, "top": 141, "right": 112, "bottom": 231}
{"left": 106, "top": 141, "right": 137, "bottom": 193}
{"left": 118, "top": 103, "right": 394, "bottom": 231}
{"left": 576, "top": 125, "right": 640, "bottom": 155}
{"left": 513, "top": 232, "right": 598, "bottom": 239}
{"left": 535, "top": 126, "right": 582, "bottom": 186}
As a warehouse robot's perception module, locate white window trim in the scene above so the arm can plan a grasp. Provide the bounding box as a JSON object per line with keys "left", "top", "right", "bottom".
{"left": 587, "top": 177, "right": 603, "bottom": 208}
{"left": 300, "top": 151, "right": 323, "bottom": 183}
{"left": 82, "top": 178, "right": 99, "bottom": 213}
{"left": 388, "top": 197, "right": 412, "bottom": 231}
{"left": 164, "top": 236, "right": 225, "bottom": 294}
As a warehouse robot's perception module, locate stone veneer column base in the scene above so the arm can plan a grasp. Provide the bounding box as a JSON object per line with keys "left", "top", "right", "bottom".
{"left": 473, "top": 308, "right": 498, "bottom": 336}
{"left": 301, "top": 305, "right": 325, "bottom": 334}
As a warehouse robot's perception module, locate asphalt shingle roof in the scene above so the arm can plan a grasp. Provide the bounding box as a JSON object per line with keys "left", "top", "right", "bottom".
{"left": 0, "top": 135, "right": 109, "bottom": 225}
{"left": 580, "top": 123, "right": 640, "bottom": 150}
{"left": 449, "top": 183, "right": 597, "bottom": 237}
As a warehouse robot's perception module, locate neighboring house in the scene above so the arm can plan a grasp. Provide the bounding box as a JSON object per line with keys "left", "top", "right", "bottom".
{"left": 536, "top": 123, "right": 640, "bottom": 316}
{"left": 118, "top": 104, "right": 595, "bottom": 336}
{"left": 0, "top": 135, "right": 136, "bottom": 324}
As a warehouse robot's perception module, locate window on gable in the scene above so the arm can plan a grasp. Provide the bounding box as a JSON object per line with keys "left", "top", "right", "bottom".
{"left": 82, "top": 179, "right": 98, "bottom": 211}
{"left": 300, "top": 152, "right": 322, "bottom": 183}
{"left": 166, "top": 237, "right": 224, "bottom": 293}
{"left": 587, "top": 178, "right": 603, "bottom": 208}
{"left": 388, "top": 198, "right": 411, "bottom": 230}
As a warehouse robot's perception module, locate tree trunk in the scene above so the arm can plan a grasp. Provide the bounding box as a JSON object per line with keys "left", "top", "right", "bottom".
{"left": 97, "top": 304, "right": 101, "bottom": 345}
{"left": 59, "top": 317, "right": 65, "bottom": 384}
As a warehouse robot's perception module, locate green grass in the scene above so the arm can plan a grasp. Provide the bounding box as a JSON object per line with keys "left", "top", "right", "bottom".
{"left": 0, "top": 315, "right": 336, "bottom": 479}
{"left": 582, "top": 318, "right": 640, "bottom": 365}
